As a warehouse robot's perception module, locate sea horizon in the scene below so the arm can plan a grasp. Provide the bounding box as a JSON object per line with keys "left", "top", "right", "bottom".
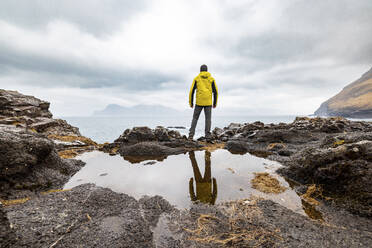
{"left": 62, "top": 114, "right": 301, "bottom": 143}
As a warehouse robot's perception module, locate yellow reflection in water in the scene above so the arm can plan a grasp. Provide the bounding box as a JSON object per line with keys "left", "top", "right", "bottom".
{"left": 188, "top": 151, "right": 217, "bottom": 205}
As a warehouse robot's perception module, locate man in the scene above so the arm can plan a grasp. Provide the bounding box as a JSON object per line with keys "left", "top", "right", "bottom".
{"left": 188, "top": 64, "right": 218, "bottom": 141}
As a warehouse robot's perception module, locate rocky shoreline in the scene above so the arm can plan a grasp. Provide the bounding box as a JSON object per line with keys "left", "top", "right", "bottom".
{"left": 1, "top": 90, "right": 371, "bottom": 247}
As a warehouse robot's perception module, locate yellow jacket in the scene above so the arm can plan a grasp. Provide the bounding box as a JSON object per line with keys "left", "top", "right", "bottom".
{"left": 189, "top": 72, "right": 218, "bottom": 107}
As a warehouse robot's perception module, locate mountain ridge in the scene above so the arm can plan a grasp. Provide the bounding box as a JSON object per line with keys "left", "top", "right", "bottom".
{"left": 314, "top": 67, "right": 372, "bottom": 118}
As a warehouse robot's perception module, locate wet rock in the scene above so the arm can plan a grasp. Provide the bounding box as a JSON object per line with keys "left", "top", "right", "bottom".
{"left": 154, "top": 127, "right": 171, "bottom": 141}
{"left": 219, "top": 117, "right": 372, "bottom": 159}
{"left": 279, "top": 140, "right": 372, "bottom": 217}
{"left": 114, "top": 126, "right": 185, "bottom": 144}
{"left": 0, "top": 206, "right": 17, "bottom": 248}
{"left": 0, "top": 125, "right": 84, "bottom": 199}
{"left": 256, "top": 200, "right": 371, "bottom": 248}
{"left": 105, "top": 126, "right": 203, "bottom": 158}
{"left": 163, "top": 198, "right": 372, "bottom": 248}
{"left": 267, "top": 142, "right": 286, "bottom": 151}
{"left": 277, "top": 149, "right": 292, "bottom": 156}
{"left": 3, "top": 183, "right": 371, "bottom": 248}
{"left": 225, "top": 140, "right": 248, "bottom": 154}
{"left": 139, "top": 195, "right": 175, "bottom": 227}
{"left": 119, "top": 142, "right": 186, "bottom": 157}
{"left": 219, "top": 117, "right": 372, "bottom": 146}
{"left": 291, "top": 116, "right": 372, "bottom": 133}
{"left": 3, "top": 184, "right": 171, "bottom": 248}
{"left": 211, "top": 127, "right": 224, "bottom": 138}
{"left": 115, "top": 126, "right": 155, "bottom": 143}
{"left": 255, "top": 129, "right": 316, "bottom": 144}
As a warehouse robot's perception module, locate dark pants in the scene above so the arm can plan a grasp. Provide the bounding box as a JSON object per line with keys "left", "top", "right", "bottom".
{"left": 189, "top": 105, "right": 212, "bottom": 138}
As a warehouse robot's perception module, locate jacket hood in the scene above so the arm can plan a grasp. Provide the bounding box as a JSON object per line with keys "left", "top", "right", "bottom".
{"left": 199, "top": 71, "right": 211, "bottom": 78}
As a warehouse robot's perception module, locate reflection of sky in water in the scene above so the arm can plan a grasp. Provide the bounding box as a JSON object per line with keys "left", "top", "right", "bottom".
{"left": 65, "top": 150, "right": 305, "bottom": 215}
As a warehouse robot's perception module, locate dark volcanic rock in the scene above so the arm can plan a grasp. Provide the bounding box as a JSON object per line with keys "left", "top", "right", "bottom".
{"left": 3, "top": 184, "right": 371, "bottom": 248}
{"left": 4, "top": 184, "right": 174, "bottom": 248}
{"left": 114, "top": 126, "right": 183, "bottom": 144}
{"left": 117, "top": 126, "right": 156, "bottom": 143}
{"left": 0, "top": 125, "right": 84, "bottom": 199}
{"left": 0, "top": 89, "right": 52, "bottom": 118}
{"left": 30, "top": 118, "right": 80, "bottom": 136}
{"left": 256, "top": 200, "right": 371, "bottom": 248}
{"left": 119, "top": 142, "right": 186, "bottom": 157}
{"left": 279, "top": 138, "right": 372, "bottom": 217}
{"left": 225, "top": 140, "right": 249, "bottom": 154}
{"left": 221, "top": 117, "right": 372, "bottom": 156}
{"left": 164, "top": 199, "right": 372, "bottom": 247}
{"left": 219, "top": 117, "right": 372, "bottom": 217}
{"left": 139, "top": 195, "right": 174, "bottom": 227}
{"left": 0, "top": 90, "right": 79, "bottom": 136}
{"left": 103, "top": 126, "right": 203, "bottom": 159}
{"left": 0, "top": 89, "right": 97, "bottom": 152}
{"left": 0, "top": 206, "right": 17, "bottom": 248}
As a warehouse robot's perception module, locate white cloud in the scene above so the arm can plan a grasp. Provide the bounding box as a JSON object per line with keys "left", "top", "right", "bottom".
{"left": 0, "top": 0, "right": 371, "bottom": 116}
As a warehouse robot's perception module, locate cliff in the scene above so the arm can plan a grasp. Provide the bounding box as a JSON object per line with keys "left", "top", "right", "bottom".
{"left": 314, "top": 67, "right": 372, "bottom": 118}
{"left": 0, "top": 89, "right": 97, "bottom": 156}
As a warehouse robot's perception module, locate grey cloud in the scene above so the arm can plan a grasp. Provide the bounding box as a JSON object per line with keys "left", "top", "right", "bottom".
{"left": 218, "top": 0, "right": 372, "bottom": 71}
{"left": 271, "top": 76, "right": 328, "bottom": 89}
{"left": 282, "top": 0, "right": 372, "bottom": 64}
{"left": 0, "top": 45, "right": 176, "bottom": 90}
{"left": 0, "top": 0, "right": 148, "bottom": 36}
{"left": 240, "top": 33, "right": 317, "bottom": 62}
{"left": 210, "top": 0, "right": 372, "bottom": 94}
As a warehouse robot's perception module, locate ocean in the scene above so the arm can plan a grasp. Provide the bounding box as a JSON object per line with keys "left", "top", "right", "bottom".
{"left": 62, "top": 115, "right": 297, "bottom": 143}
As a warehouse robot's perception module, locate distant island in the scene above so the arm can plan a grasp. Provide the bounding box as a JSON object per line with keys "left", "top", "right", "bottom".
{"left": 93, "top": 104, "right": 185, "bottom": 117}
{"left": 315, "top": 66, "right": 372, "bottom": 118}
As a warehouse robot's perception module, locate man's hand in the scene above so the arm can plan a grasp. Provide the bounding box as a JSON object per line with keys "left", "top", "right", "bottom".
{"left": 213, "top": 105, "right": 216, "bottom": 109}
{"left": 190, "top": 104, "right": 193, "bottom": 108}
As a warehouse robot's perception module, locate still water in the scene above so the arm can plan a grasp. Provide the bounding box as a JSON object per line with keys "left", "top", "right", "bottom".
{"left": 65, "top": 149, "right": 307, "bottom": 216}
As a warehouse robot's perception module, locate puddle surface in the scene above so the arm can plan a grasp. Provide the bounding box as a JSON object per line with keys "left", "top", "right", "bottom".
{"left": 65, "top": 150, "right": 306, "bottom": 215}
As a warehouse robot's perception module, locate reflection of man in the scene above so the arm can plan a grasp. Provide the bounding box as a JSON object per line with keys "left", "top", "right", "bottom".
{"left": 188, "top": 151, "right": 217, "bottom": 205}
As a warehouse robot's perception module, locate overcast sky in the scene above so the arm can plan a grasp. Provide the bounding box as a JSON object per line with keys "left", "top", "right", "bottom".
{"left": 0, "top": 0, "right": 371, "bottom": 116}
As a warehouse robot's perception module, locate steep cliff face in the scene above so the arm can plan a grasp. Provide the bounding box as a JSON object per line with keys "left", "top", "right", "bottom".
{"left": 315, "top": 67, "right": 372, "bottom": 118}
